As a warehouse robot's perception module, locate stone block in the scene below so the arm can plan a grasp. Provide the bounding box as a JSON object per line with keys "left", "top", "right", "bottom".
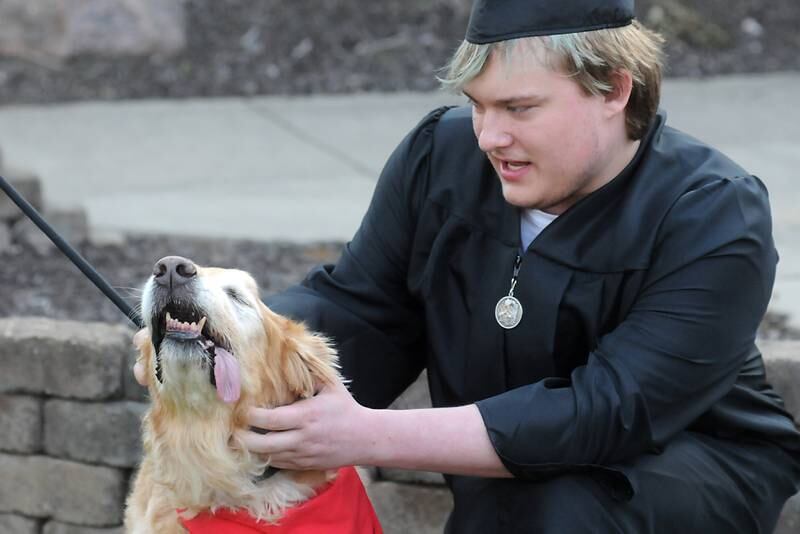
{"left": 0, "top": 317, "right": 131, "bottom": 400}
{"left": 12, "top": 208, "right": 89, "bottom": 255}
{"left": 366, "top": 481, "right": 452, "bottom": 534}
{"left": 0, "top": 395, "right": 42, "bottom": 453}
{"left": 44, "top": 400, "right": 145, "bottom": 468}
{"left": 377, "top": 467, "right": 446, "bottom": 486}
{"left": 0, "top": 1, "right": 64, "bottom": 61}
{"left": 0, "top": 454, "right": 126, "bottom": 525}
{"left": 0, "top": 513, "right": 39, "bottom": 534}
{"left": 759, "top": 343, "right": 800, "bottom": 533}
{"left": 760, "top": 341, "right": 800, "bottom": 423}
{"left": 775, "top": 492, "right": 800, "bottom": 534}
{"left": 0, "top": 173, "right": 42, "bottom": 222}
{"left": 389, "top": 371, "right": 432, "bottom": 410}
{"left": 68, "top": 0, "right": 186, "bottom": 57}
{"left": 43, "top": 521, "right": 124, "bottom": 534}
{"left": 356, "top": 465, "right": 378, "bottom": 486}
{"left": 0, "top": 0, "right": 185, "bottom": 62}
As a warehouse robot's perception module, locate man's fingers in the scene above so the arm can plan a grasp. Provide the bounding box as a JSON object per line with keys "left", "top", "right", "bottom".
{"left": 133, "top": 328, "right": 150, "bottom": 349}
{"left": 133, "top": 360, "right": 148, "bottom": 386}
{"left": 236, "top": 428, "right": 302, "bottom": 455}
{"left": 247, "top": 405, "right": 302, "bottom": 432}
{"left": 132, "top": 328, "right": 150, "bottom": 387}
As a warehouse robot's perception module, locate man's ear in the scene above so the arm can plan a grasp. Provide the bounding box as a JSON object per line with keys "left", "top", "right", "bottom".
{"left": 604, "top": 69, "right": 634, "bottom": 116}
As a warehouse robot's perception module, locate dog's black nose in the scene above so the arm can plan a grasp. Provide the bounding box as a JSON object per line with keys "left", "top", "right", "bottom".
{"left": 153, "top": 256, "right": 197, "bottom": 287}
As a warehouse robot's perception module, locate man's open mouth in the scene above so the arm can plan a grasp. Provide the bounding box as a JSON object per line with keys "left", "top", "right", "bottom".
{"left": 500, "top": 159, "right": 531, "bottom": 172}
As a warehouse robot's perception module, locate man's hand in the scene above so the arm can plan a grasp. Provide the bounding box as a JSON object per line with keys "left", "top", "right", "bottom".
{"left": 132, "top": 328, "right": 149, "bottom": 386}
{"left": 237, "top": 381, "right": 511, "bottom": 478}
{"left": 133, "top": 323, "right": 510, "bottom": 478}
{"left": 236, "top": 380, "right": 372, "bottom": 471}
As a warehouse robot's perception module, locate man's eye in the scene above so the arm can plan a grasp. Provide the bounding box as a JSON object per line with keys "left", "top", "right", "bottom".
{"left": 465, "top": 97, "right": 482, "bottom": 111}
{"left": 507, "top": 105, "right": 532, "bottom": 113}
{"left": 224, "top": 287, "right": 250, "bottom": 306}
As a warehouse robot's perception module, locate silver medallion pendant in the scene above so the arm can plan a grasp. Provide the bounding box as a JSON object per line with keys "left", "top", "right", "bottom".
{"left": 495, "top": 295, "right": 523, "bottom": 329}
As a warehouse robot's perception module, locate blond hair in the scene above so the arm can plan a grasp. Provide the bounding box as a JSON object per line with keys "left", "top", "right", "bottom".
{"left": 440, "top": 21, "right": 665, "bottom": 140}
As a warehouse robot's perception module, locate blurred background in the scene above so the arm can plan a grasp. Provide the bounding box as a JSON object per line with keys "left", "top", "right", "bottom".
{"left": 0, "top": 2, "right": 799, "bottom": 533}
{"left": 0, "top": 0, "right": 796, "bottom": 332}
{"left": 0, "top": 0, "right": 798, "bottom": 101}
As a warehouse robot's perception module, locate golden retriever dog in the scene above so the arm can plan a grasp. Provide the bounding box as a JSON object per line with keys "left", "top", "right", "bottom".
{"left": 124, "top": 256, "right": 371, "bottom": 533}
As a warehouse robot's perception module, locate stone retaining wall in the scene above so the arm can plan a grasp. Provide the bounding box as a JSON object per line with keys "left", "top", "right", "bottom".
{"left": 0, "top": 317, "right": 798, "bottom": 533}
{"left": 0, "top": 318, "right": 136, "bottom": 533}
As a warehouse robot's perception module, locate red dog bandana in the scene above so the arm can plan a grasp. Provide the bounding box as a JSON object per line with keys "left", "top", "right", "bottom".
{"left": 180, "top": 466, "right": 383, "bottom": 533}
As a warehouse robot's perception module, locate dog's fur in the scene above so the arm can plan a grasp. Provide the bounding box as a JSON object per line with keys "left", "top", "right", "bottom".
{"left": 124, "top": 262, "right": 341, "bottom": 533}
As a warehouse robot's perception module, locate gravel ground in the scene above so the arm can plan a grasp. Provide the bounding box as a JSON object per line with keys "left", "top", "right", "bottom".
{"left": 0, "top": 0, "right": 797, "bottom": 103}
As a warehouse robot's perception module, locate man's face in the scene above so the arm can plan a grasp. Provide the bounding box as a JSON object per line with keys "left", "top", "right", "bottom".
{"left": 463, "top": 48, "right": 627, "bottom": 214}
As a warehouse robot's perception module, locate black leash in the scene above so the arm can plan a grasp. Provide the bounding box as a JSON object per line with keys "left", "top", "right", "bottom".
{"left": 0, "top": 174, "right": 144, "bottom": 329}
{"left": 4, "top": 174, "right": 284, "bottom": 479}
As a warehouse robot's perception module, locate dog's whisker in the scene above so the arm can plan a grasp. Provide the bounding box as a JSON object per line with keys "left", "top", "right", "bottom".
{"left": 114, "top": 286, "right": 145, "bottom": 295}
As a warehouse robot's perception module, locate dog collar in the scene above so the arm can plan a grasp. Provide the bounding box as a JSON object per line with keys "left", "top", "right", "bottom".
{"left": 253, "top": 465, "right": 282, "bottom": 482}
{"left": 247, "top": 425, "right": 281, "bottom": 481}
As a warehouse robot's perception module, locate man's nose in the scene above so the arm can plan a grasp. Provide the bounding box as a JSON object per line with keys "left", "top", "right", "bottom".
{"left": 475, "top": 111, "right": 513, "bottom": 153}
{"left": 153, "top": 256, "right": 197, "bottom": 287}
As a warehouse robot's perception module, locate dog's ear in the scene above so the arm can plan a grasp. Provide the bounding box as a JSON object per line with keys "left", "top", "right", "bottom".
{"left": 260, "top": 305, "right": 341, "bottom": 400}
{"left": 133, "top": 328, "right": 153, "bottom": 387}
{"left": 282, "top": 324, "right": 340, "bottom": 399}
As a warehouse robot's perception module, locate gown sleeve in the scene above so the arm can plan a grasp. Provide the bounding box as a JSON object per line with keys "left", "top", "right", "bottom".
{"left": 266, "top": 107, "right": 450, "bottom": 409}
{"left": 476, "top": 175, "right": 777, "bottom": 484}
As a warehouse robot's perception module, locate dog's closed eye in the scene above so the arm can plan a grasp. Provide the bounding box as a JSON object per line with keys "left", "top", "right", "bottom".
{"left": 225, "top": 287, "right": 251, "bottom": 307}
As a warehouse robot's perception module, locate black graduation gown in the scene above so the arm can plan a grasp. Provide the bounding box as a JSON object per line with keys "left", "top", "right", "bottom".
{"left": 267, "top": 107, "right": 800, "bottom": 532}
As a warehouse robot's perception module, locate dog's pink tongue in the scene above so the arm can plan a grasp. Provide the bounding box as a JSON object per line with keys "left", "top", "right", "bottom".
{"left": 214, "top": 347, "right": 241, "bottom": 404}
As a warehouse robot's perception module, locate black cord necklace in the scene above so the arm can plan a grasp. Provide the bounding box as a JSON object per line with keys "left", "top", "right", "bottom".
{"left": 495, "top": 253, "right": 523, "bottom": 329}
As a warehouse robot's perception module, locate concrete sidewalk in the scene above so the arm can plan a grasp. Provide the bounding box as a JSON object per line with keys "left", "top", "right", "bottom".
{"left": 0, "top": 73, "right": 798, "bottom": 324}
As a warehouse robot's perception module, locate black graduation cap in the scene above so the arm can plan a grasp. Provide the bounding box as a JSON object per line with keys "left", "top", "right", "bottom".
{"left": 466, "top": 0, "right": 635, "bottom": 44}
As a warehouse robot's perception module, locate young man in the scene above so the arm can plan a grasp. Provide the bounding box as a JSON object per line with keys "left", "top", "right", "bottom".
{"left": 140, "top": 1, "right": 800, "bottom": 531}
